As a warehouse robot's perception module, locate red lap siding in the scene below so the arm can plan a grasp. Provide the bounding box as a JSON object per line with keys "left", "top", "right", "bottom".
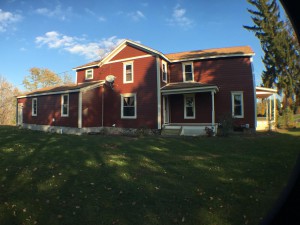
{"left": 19, "top": 93, "right": 78, "bottom": 127}
{"left": 169, "top": 57, "right": 255, "bottom": 127}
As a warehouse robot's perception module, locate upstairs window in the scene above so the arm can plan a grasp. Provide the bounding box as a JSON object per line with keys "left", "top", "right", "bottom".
{"left": 162, "top": 61, "right": 167, "bottom": 83}
{"left": 231, "top": 92, "right": 244, "bottom": 118}
{"left": 85, "top": 69, "right": 93, "bottom": 80}
{"left": 123, "top": 61, "right": 133, "bottom": 83}
{"left": 121, "top": 93, "right": 136, "bottom": 119}
{"left": 184, "top": 94, "right": 195, "bottom": 119}
{"left": 183, "top": 62, "right": 194, "bottom": 82}
{"left": 32, "top": 98, "right": 37, "bottom": 116}
{"left": 61, "top": 94, "right": 69, "bottom": 117}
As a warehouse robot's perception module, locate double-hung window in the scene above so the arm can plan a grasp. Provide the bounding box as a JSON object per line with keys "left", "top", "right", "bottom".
{"left": 184, "top": 94, "right": 195, "bottom": 119}
{"left": 61, "top": 94, "right": 69, "bottom": 117}
{"left": 32, "top": 98, "right": 37, "bottom": 116}
{"left": 162, "top": 61, "right": 167, "bottom": 83}
{"left": 123, "top": 61, "right": 133, "bottom": 83}
{"left": 183, "top": 62, "right": 194, "bottom": 82}
{"left": 121, "top": 93, "right": 136, "bottom": 119}
{"left": 231, "top": 92, "right": 244, "bottom": 118}
{"left": 85, "top": 69, "right": 93, "bottom": 80}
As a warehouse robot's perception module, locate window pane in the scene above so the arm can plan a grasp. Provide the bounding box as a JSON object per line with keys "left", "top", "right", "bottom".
{"left": 63, "top": 95, "right": 68, "bottom": 104}
{"left": 123, "top": 96, "right": 135, "bottom": 117}
{"left": 124, "top": 106, "right": 134, "bottom": 116}
{"left": 186, "top": 107, "right": 194, "bottom": 117}
{"left": 185, "top": 72, "right": 193, "bottom": 81}
{"left": 126, "top": 65, "right": 132, "bottom": 80}
{"left": 185, "top": 65, "right": 192, "bottom": 72}
{"left": 63, "top": 105, "right": 68, "bottom": 115}
{"left": 234, "top": 105, "right": 241, "bottom": 116}
{"left": 234, "top": 95, "right": 241, "bottom": 105}
{"left": 186, "top": 97, "right": 193, "bottom": 107}
{"left": 126, "top": 73, "right": 132, "bottom": 81}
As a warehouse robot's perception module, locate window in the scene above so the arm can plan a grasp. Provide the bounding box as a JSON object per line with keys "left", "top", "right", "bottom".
{"left": 162, "top": 61, "right": 167, "bottom": 83}
{"left": 61, "top": 94, "right": 69, "bottom": 117}
{"left": 32, "top": 98, "right": 37, "bottom": 116}
{"left": 85, "top": 69, "right": 93, "bottom": 80}
{"left": 231, "top": 92, "right": 244, "bottom": 118}
{"left": 183, "top": 62, "right": 194, "bottom": 82}
{"left": 123, "top": 61, "right": 133, "bottom": 83}
{"left": 121, "top": 93, "right": 136, "bottom": 118}
{"left": 184, "top": 94, "right": 195, "bottom": 119}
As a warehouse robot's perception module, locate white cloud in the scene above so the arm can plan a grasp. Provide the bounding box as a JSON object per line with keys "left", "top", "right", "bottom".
{"left": 0, "top": 9, "right": 22, "bottom": 32}
{"left": 128, "top": 10, "right": 145, "bottom": 21}
{"left": 84, "top": 8, "right": 106, "bottom": 22}
{"left": 35, "top": 31, "right": 124, "bottom": 60}
{"left": 167, "top": 4, "right": 194, "bottom": 29}
{"left": 35, "top": 4, "right": 73, "bottom": 21}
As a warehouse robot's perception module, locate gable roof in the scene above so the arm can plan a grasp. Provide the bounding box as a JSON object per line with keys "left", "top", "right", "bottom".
{"left": 17, "top": 81, "right": 104, "bottom": 98}
{"left": 165, "top": 46, "right": 254, "bottom": 62}
{"left": 73, "top": 40, "right": 255, "bottom": 70}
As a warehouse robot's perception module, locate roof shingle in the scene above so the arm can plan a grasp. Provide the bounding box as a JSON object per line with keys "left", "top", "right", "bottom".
{"left": 165, "top": 46, "right": 254, "bottom": 61}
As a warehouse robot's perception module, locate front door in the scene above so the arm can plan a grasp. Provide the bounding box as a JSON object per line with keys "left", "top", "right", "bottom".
{"left": 163, "top": 96, "right": 169, "bottom": 124}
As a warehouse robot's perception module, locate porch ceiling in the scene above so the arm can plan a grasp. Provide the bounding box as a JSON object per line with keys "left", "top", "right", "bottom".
{"left": 161, "top": 82, "right": 218, "bottom": 95}
{"left": 256, "top": 87, "right": 277, "bottom": 99}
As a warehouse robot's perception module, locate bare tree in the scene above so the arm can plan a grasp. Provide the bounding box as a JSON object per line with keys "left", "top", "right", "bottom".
{"left": 0, "top": 75, "right": 20, "bottom": 125}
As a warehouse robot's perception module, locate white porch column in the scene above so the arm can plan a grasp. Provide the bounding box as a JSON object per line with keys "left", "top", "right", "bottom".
{"left": 273, "top": 93, "right": 276, "bottom": 124}
{"left": 211, "top": 91, "right": 215, "bottom": 126}
{"left": 78, "top": 91, "right": 82, "bottom": 128}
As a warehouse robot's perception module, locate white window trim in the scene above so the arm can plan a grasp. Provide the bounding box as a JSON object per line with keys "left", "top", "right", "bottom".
{"left": 85, "top": 69, "right": 94, "bottom": 80}
{"left": 231, "top": 91, "right": 244, "bottom": 118}
{"left": 162, "top": 60, "right": 167, "bottom": 83}
{"left": 61, "top": 94, "right": 69, "bottom": 117}
{"left": 182, "top": 62, "right": 194, "bottom": 82}
{"left": 184, "top": 94, "right": 196, "bottom": 119}
{"left": 121, "top": 93, "right": 137, "bottom": 119}
{"left": 32, "top": 98, "right": 37, "bottom": 116}
{"left": 123, "top": 61, "right": 134, "bottom": 83}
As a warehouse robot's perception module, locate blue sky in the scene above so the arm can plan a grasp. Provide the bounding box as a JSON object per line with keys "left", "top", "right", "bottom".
{"left": 0, "top": 0, "right": 286, "bottom": 91}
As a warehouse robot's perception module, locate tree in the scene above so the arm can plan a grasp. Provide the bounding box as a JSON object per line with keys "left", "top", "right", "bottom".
{"left": 0, "top": 75, "right": 19, "bottom": 125}
{"left": 244, "top": 0, "right": 300, "bottom": 109}
{"left": 23, "top": 67, "right": 73, "bottom": 91}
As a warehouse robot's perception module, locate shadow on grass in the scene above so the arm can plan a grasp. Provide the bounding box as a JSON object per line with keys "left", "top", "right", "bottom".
{"left": 0, "top": 126, "right": 299, "bottom": 225}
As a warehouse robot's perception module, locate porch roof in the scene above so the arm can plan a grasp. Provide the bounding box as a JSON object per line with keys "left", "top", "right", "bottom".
{"left": 17, "top": 81, "right": 105, "bottom": 98}
{"left": 256, "top": 86, "right": 277, "bottom": 98}
{"left": 161, "top": 82, "right": 219, "bottom": 95}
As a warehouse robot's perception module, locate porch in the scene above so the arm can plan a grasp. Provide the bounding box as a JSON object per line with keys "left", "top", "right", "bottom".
{"left": 256, "top": 87, "right": 277, "bottom": 131}
{"left": 161, "top": 82, "right": 219, "bottom": 136}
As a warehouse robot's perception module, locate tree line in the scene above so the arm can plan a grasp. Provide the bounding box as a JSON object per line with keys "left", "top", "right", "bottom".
{"left": 0, "top": 68, "right": 73, "bottom": 125}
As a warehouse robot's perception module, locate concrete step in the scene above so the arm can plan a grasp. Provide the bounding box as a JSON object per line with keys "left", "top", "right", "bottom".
{"left": 161, "top": 128, "right": 182, "bottom": 136}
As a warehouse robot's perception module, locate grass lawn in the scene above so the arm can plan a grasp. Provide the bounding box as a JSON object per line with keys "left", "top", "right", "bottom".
{"left": 0, "top": 126, "right": 300, "bottom": 225}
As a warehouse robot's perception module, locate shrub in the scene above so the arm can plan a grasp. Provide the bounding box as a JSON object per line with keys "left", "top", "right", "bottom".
{"left": 217, "top": 113, "right": 234, "bottom": 137}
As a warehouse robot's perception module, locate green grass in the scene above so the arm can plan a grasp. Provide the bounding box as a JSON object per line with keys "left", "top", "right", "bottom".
{"left": 0, "top": 126, "right": 300, "bottom": 225}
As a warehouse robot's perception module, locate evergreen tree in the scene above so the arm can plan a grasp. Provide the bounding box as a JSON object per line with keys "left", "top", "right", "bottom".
{"left": 244, "top": 0, "right": 300, "bottom": 108}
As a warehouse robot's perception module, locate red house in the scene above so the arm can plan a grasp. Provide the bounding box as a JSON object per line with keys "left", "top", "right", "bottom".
{"left": 17, "top": 40, "right": 256, "bottom": 135}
